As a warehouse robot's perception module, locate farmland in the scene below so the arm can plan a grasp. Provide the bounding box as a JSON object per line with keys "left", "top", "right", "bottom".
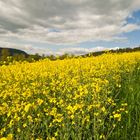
{"left": 0, "top": 52, "right": 140, "bottom": 140}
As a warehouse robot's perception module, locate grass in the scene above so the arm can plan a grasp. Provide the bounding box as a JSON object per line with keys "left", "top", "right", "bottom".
{"left": 109, "top": 62, "right": 140, "bottom": 140}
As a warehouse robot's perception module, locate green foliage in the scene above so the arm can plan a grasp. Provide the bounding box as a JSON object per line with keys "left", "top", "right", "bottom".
{"left": 0, "top": 48, "right": 10, "bottom": 61}
{"left": 0, "top": 46, "right": 140, "bottom": 65}
{"left": 109, "top": 63, "right": 140, "bottom": 140}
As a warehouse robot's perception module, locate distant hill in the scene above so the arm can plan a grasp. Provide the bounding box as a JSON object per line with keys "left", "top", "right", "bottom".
{"left": 0, "top": 47, "right": 28, "bottom": 57}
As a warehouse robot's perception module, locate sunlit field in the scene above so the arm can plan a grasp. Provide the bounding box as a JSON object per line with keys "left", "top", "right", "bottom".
{"left": 0, "top": 52, "right": 140, "bottom": 140}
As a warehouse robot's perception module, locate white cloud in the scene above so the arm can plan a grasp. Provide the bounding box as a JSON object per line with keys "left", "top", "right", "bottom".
{"left": 121, "top": 24, "right": 140, "bottom": 32}
{"left": 58, "top": 47, "right": 106, "bottom": 55}
{"left": 54, "top": 46, "right": 119, "bottom": 55}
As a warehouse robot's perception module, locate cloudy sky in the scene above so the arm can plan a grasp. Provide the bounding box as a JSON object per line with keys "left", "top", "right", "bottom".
{"left": 0, "top": 0, "right": 140, "bottom": 55}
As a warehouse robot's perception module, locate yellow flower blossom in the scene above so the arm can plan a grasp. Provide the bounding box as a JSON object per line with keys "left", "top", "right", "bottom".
{"left": 0, "top": 52, "right": 140, "bottom": 139}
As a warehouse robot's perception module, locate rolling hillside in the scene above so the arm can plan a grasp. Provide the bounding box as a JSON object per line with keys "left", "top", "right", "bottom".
{"left": 0, "top": 47, "right": 28, "bottom": 57}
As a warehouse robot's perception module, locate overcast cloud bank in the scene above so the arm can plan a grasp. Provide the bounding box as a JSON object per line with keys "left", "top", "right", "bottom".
{"left": 0, "top": 0, "right": 140, "bottom": 54}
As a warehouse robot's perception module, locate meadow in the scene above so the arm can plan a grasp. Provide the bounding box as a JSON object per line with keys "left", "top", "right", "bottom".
{"left": 0, "top": 52, "right": 140, "bottom": 140}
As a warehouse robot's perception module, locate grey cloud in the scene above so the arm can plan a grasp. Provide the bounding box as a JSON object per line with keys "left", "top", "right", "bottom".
{"left": 0, "top": 0, "right": 140, "bottom": 45}
{"left": 0, "top": 40, "right": 52, "bottom": 55}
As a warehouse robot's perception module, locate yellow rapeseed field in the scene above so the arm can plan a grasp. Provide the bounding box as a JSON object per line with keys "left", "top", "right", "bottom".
{"left": 0, "top": 52, "right": 140, "bottom": 140}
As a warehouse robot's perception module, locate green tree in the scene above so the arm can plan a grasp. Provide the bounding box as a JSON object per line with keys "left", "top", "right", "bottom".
{"left": 1, "top": 48, "right": 10, "bottom": 61}
{"left": 13, "top": 54, "right": 25, "bottom": 61}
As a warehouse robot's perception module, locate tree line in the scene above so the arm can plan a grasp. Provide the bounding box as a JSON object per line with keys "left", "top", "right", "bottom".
{"left": 0, "top": 46, "right": 140, "bottom": 65}
{"left": 0, "top": 48, "right": 75, "bottom": 65}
